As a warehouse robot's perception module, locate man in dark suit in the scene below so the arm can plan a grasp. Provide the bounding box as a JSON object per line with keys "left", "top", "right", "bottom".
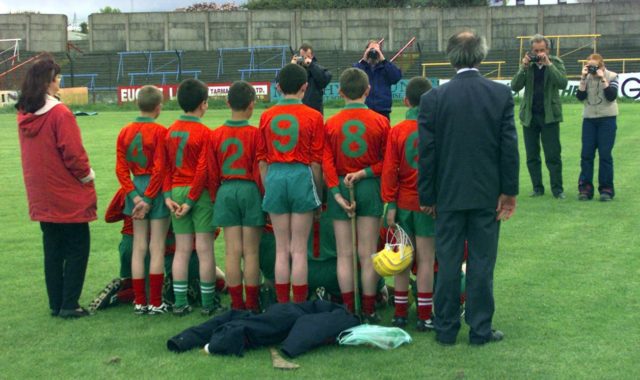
{"left": 417, "top": 30, "right": 519, "bottom": 346}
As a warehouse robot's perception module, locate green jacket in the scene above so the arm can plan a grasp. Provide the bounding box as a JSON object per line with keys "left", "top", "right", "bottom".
{"left": 511, "top": 55, "right": 568, "bottom": 127}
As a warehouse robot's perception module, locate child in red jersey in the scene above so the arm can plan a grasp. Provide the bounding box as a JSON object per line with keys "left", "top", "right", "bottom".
{"left": 381, "top": 77, "right": 435, "bottom": 331}
{"left": 188, "top": 81, "right": 264, "bottom": 311}
{"left": 165, "top": 79, "right": 224, "bottom": 317}
{"left": 115, "top": 85, "right": 171, "bottom": 315}
{"left": 257, "top": 63, "right": 324, "bottom": 303}
{"left": 323, "top": 68, "right": 390, "bottom": 322}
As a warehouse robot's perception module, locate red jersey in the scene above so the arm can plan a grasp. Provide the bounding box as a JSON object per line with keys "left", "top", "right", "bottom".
{"left": 323, "top": 103, "right": 390, "bottom": 191}
{"left": 188, "top": 120, "right": 262, "bottom": 203}
{"left": 104, "top": 188, "right": 133, "bottom": 236}
{"left": 256, "top": 99, "right": 324, "bottom": 165}
{"left": 381, "top": 108, "right": 421, "bottom": 211}
{"left": 163, "top": 115, "right": 210, "bottom": 196}
{"left": 116, "top": 117, "right": 167, "bottom": 202}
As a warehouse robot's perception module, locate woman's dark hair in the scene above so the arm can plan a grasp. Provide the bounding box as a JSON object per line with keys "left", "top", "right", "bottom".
{"left": 15, "top": 55, "right": 61, "bottom": 113}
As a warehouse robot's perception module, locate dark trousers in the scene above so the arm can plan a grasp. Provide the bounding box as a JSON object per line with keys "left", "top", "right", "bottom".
{"left": 434, "top": 209, "right": 499, "bottom": 344}
{"left": 40, "top": 222, "right": 91, "bottom": 311}
{"left": 579, "top": 116, "right": 617, "bottom": 197}
{"left": 523, "top": 113, "right": 563, "bottom": 195}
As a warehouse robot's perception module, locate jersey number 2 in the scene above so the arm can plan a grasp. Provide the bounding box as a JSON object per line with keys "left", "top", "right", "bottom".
{"left": 221, "top": 138, "right": 246, "bottom": 176}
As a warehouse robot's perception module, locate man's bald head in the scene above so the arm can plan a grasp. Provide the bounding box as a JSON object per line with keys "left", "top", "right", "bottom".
{"left": 446, "top": 30, "right": 488, "bottom": 70}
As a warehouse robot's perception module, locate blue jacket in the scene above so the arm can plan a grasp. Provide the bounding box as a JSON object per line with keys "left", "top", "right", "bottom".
{"left": 353, "top": 59, "right": 402, "bottom": 114}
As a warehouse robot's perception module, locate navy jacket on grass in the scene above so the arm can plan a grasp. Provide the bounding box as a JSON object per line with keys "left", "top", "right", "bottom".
{"left": 167, "top": 300, "right": 359, "bottom": 357}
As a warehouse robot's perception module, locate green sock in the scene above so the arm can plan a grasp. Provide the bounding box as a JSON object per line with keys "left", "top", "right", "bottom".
{"left": 173, "top": 281, "right": 188, "bottom": 307}
{"left": 201, "top": 282, "right": 215, "bottom": 308}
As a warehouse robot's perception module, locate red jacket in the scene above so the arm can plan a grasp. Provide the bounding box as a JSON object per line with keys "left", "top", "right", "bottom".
{"left": 17, "top": 97, "right": 97, "bottom": 223}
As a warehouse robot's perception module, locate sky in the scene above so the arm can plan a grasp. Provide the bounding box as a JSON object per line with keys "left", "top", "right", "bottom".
{"left": 0, "top": 0, "right": 229, "bottom": 23}
{"left": 0, "top": 0, "right": 580, "bottom": 25}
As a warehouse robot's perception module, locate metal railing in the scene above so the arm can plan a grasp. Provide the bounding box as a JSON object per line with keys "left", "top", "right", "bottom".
{"left": 577, "top": 58, "right": 640, "bottom": 74}
{"left": 421, "top": 61, "right": 507, "bottom": 79}
{"left": 517, "top": 34, "right": 600, "bottom": 60}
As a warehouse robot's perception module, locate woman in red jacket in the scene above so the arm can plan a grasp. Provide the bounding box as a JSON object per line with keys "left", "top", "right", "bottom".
{"left": 16, "top": 57, "right": 97, "bottom": 318}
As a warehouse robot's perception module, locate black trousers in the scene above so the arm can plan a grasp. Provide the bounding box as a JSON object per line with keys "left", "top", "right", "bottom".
{"left": 523, "top": 113, "right": 563, "bottom": 195}
{"left": 40, "top": 222, "right": 91, "bottom": 311}
{"left": 434, "top": 209, "right": 499, "bottom": 344}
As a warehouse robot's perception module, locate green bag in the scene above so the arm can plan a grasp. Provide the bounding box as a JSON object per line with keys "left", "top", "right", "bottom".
{"left": 337, "top": 325, "right": 412, "bottom": 350}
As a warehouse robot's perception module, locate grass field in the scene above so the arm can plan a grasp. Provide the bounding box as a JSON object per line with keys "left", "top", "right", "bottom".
{"left": 1, "top": 104, "right": 639, "bottom": 379}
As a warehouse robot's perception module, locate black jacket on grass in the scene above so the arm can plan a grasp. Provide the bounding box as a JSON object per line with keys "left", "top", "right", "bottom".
{"left": 167, "top": 300, "right": 359, "bottom": 357}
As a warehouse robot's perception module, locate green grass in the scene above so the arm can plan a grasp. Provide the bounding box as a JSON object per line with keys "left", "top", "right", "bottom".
{"left": 1, "top": 105, "right": 639, "bottom": 379}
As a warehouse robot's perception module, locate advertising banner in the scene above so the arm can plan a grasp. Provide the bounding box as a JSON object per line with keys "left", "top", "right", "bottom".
{"left": 117, "top": 82, "right": 270, "bottom": 104}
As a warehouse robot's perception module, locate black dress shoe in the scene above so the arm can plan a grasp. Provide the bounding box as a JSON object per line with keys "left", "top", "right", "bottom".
{"left": 435, "top": 336, "right": 456, "bottom": 346}
{"left": 553, "top": 192, "right": 566, "bottom": 199}
{"left": 58, "top": 307, "right": 91, "bottom": 319}
{"left": 529, "top": 190, "right": 544, "bottom": 197}
{"left": 470, "top": 329, "right": 504, "bottom": 346}
{"left": 50, "top": 309, "right": 59, "bottom": 317}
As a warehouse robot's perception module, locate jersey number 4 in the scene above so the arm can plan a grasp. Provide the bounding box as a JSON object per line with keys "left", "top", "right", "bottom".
{"left": 126, "top": 132, "right": 148, "bottom": 167}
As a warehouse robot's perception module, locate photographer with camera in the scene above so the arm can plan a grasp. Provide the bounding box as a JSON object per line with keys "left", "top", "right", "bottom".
{"left": 353, "top": 40, "right": 402, "bottom": 120}
{"left": 511, "top": 34, "right": 568, "bottom": 199}
{"left": 290, "top": 43, "right": 332, "bottom": 114}
{"left": 575, "top": 54, "right": 619, "bottom": 201}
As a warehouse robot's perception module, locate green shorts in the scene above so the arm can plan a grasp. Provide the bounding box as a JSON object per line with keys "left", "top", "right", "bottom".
{"left": 124, "top": 175, "right": 169, "bottom": 219}
{"left": 259, "top": 230, "right": 276, "bottom": 282}
{"left": 118, "top": 234, "right": 150, "bottom": 278}
{"left": 170, "top": 186, "right": 215, "bottom": 234}
{"left": 262, "top": 163, "right": 321, "bottom": 214}
{"left": 307, "top": 209, "right": 337, "bottom": 260}
{"left": 327, "top": 177, "right": 383, "bottom": 220}
{"left": 308, "top": 258, "right": 341, "bottom": 297}
{"left": 385, "top": 206, "right": 435, "bottom": 238}
{"left": 213, "top": 180, "right": 265, "bottom": 227}
{"left": 118, "top": 234, "right": 133, "bottom": 278}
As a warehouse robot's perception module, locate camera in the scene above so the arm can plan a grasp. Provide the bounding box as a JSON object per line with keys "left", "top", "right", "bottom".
{"left": 527, "top": 52, "right": 540, "bottom": 63}
{"left": 367, "top": 49, "right": 379, "bottom": 60}
{"left": 294, "top": 56, "right": 305, "bottom": 65}
{"left": 588, "top": 65, "right": 598, "bottom": 74}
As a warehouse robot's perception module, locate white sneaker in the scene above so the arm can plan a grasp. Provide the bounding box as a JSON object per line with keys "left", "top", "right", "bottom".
{"left": 148, "top": 303, "right": 171, "bottom": 315}
{"left": 133, "top": 304, "right": 148, "bottom": 315}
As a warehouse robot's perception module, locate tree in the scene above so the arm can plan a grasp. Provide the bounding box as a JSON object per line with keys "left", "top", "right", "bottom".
{"left": 80, "top": 22, "right": 89, "bottom": 34}
{"left": 99, "top": 6, "right": 122, "bottom": 13}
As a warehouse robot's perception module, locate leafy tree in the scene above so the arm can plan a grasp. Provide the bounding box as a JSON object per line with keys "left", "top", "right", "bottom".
{"left": 99, "top": 6, "right": 122, "bottom": 13}
{"left": 245, "top": 0, "right": 488, "bottom": 9}
{"left": 80, "top": 22, "right": 89, "bottom": 34}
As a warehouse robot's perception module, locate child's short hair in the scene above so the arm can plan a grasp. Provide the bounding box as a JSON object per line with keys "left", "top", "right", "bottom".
{"left": 228, "top": 81, "right": 256, "bottom": 111}
{"left": 339, "top": 68, "right": 369, "bottom": 100}
{"left": 405, "top": 77, "right": 432, "bottom": 107}
{"left": 137, "top": 85, "right": 163, "bottom": 112}
{"left": 277, "top": 63, "right": 308, "bottom": 95}
{"left": 177, "top": 78, "right": 208, "bottom": 112}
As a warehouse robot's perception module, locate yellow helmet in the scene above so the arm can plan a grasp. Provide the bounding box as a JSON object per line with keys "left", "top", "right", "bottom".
{"left": 372, "top": 225, "right": 414, "bottom": 277}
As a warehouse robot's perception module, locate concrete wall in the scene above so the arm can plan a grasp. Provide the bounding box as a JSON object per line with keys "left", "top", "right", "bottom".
{"left": 0, "top": 14, "right": 67, "bottom": 52}
{"left": 86, "top": 2, "right": 640, "bottom": 53}
{"left": 3, "top": 2, "right": 638, "bottom": 55}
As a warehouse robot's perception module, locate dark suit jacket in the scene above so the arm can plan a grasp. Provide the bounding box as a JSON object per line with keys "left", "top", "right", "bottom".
{"left": 417, "top": 70, "right": 519, "bottom": 212}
